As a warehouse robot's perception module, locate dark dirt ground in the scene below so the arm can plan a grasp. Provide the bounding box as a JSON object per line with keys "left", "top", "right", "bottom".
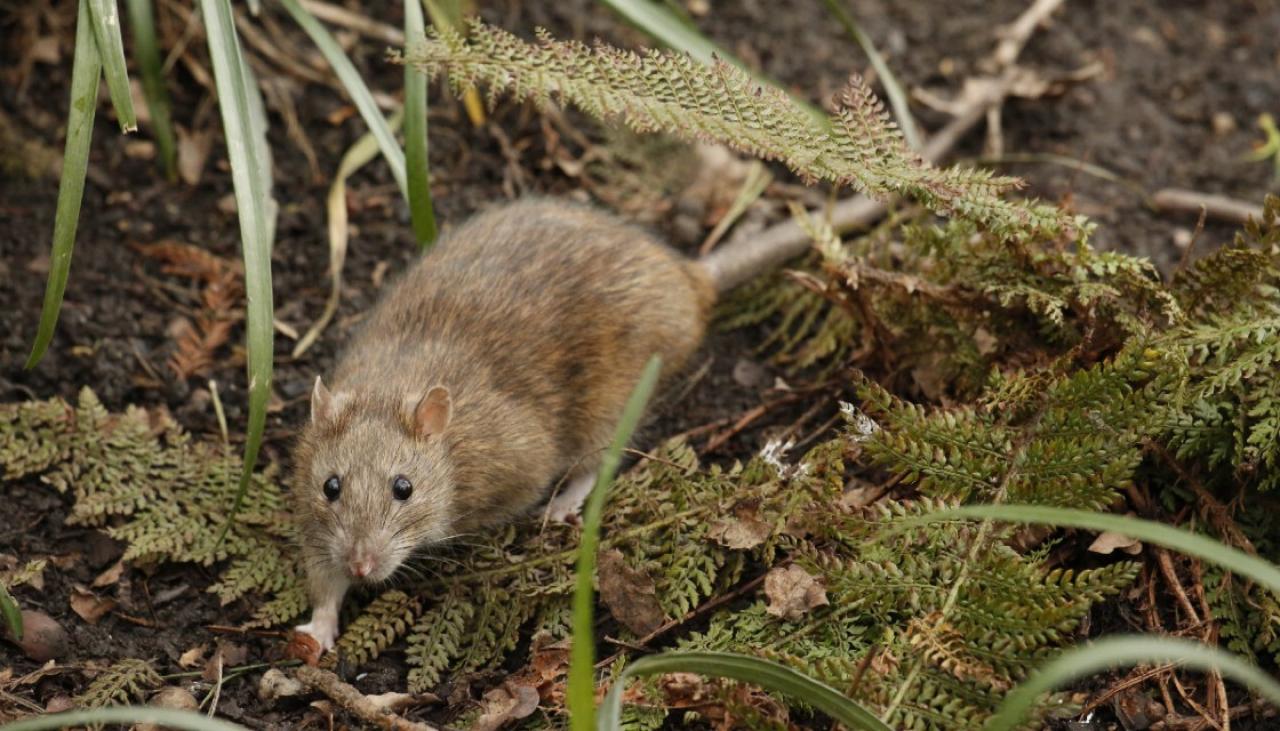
{"left": 2, "top": 0, "right": 1279, "bottom": 728}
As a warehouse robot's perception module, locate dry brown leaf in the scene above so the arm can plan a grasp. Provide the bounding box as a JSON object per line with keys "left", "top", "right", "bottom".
{"left": 597, "top": 549, "right": 667, "bottom": 636}
{"left": 178, "top": 644, "right": 207, "bottom": 669}
{"left": 1088, "top": 530, "right": 1143, "bottom": 555}
{"left": 471, "top": 682, "right": 540, "bottom": 731}
{"left": 136, "top": 242, "right": 244, "bottom": 381}
{"left": 763, "top": 565, "right": 828, "bottom": 621}
{"left": 202, "top": 641, "right": 249, "bottom": 682}
{"left": 176, "top": 126, "right": 214, "bottom": 186}
{"left": 92, "top": 559, "right": 125, "bottom": 588}
{"left": 708, "top": 500, "right": 772, "bottom": 550}
{"left": 69, "top": 586, "right": 115, "bottom": 624}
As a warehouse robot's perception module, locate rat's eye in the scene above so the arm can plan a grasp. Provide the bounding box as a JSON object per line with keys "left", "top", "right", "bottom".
{"left": 322, "top": 475, "right": 342, "bottom": 502}
{"left": 391, "top": 475, "right": 413, "bottom": 501}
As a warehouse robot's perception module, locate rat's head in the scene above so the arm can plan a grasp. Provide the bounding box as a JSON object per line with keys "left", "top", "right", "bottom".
{"left": 294, "top": 377, "right": 456, "bottom": 585}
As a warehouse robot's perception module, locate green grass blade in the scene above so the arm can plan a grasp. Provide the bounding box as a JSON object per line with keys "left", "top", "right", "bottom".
{"left": 25, "top": 0, "right": 102, "bottom": 370}
{"left": 595, "top": 0, "right": 827, "bottom": 125}
{"left": 820, "top": 0, "right": 920, "bottom": 150}
{"left": 124, "top": 0, "right": 175, "bottom": 178}
{"left": 280, "top": 0, "right": 408, "bottom": 197}
{"left": 0, "top": 583, "right": 21, "bottom": 643}
{"left": 0, "top": 707, "right": 250, "bottom": 731}
{"left": 404, "top": 0, "right": 438, "bottom": 247}
{"left": 598, "top": 651, "right": 892, "bottom": 731}
{"left": 199, "top": 0, "right": 274, "bottom": 537}
{"left": 237, "top": 47, "right": 278, "bottom": 245}
{"left": 912, "top": 505, "right": 1280, "bottom": 597}
{"left": 568, "top": 355, "right": 663, "bottom": 731}
{"left": 987, "top": 636, "right": 1280, "bottom": 731}
{"left": 86, "top": 0, "right": 137, "bottom": 132}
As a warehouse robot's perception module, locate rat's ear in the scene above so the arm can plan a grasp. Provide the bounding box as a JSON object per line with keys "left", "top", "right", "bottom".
{"left": 311, "top": 376, "right": 350, "bottom": 424}
{"left": 410, "top": 386, "right": 452, "bottom": 438}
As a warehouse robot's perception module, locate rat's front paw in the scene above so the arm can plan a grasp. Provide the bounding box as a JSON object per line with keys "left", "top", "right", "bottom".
{"left": 295, "top": 617, "right": 338, "bottom": 652}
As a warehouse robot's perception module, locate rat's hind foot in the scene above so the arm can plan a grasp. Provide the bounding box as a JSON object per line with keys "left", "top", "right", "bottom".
{"left": 546, "top": 473, "right": 596, "bottom": 523}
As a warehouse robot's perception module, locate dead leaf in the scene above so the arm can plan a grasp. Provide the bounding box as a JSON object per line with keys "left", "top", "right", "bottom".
{"left": 1089, "top": 530, "right": 1143, "bottom": 555}
{"left": 178, "top": 644, "right": 207, "bottom": 669}
{"left": 471, "top": 682, "right": 540, "bottom": 731}
{"left": 47, "top": 552, "right": 81, "bottom": 570}
{"left": 597, "top": 549, "right": 667, "bottom": 636}
{"left": 176, "top": 126, "right": 213, "bottom": 186}
{"left": 514, "top": 634, "right": 571, "bottom": 704}
{"left": 202, "top": 641, "right": 249, "bottom": 681}
{"left": 764, "top": 565, "right": 828, "bottom": 621}
{"left": 92, "top": 559, "right": 125, "bottom": 588}
{"left": 708, "top": 500, "right": 772, "bottom": 550}
{"left": 69, "top": 586, "right": 115, "bottom": 624}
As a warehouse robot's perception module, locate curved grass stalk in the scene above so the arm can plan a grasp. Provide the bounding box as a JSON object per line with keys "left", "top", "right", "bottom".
{"left": 567, "top": 355, "right": 663, "bottom": 731}
{"left": 598, "top": 651, "right": 892, "bottom": 731}
{"left": 987, "top": 636, "right": 1280, "bottom": 730}
{"left": 199, "top": 0, "right": 275, "bottom": 538}
{"left": 125, "top": 0, "right": 178, "bottom": 178}
{"left": 0, "top": 707, "right": 249, "bottom": 731}
{"left": 293, "top": 110, "right": 405, "bottom": 359}
{"left": 86, "top": 0, "right": 137, "bottom": 132}
{"left": 279, "top": 0, "right": 407, "bottom": 198}
{"left": 911, "top": 505, "right": 1280, "bottom": 596}
{"left": 25, "top": 0, "right": 102, "bottom": 369}
{"left": 405, "top": 0, "right": 438, "bottom": 247}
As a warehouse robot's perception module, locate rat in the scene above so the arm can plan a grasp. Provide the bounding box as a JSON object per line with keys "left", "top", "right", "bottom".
{"left": 293, "top": 197, "right": 792, "bottom": 650}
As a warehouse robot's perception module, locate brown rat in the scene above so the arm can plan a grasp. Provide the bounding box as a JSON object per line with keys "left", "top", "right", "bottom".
{"left": 294, "top": 198, "right": 731, "bottom": 649}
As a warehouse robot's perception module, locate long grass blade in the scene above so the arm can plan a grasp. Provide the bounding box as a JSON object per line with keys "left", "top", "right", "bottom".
{"left": 293, "top": 110, "right": 405, "bottom": 358}
{"left": 987, "top": 636, "right": 1280, "bottom": 731}
{"left": 820, "top": 0, "right": 919, "bottom": 150}
{"left": 86, "top": 0, "right": 138, "bottom": 132}
{"left": 199, "top": 0, "right": 275, "bottom": 537}
{"left": 595, "top": 0, "right": 827, "bottom": 125}
{"left": 0, "top": 584, "right": 21, "bottom": 643}
{"left": 567, "top": 355, "right": 663, "bottom": 731}
{"left": 237, "top": 46, "right": 278, "bottom": 244}
{"left": 598, "top": 651, "right": 892, "bottom": 731}
{"left": 911, "top": 505, "right": 1280, "bottom": 596}
{"left": 279, "top": 0, "right": 408, "bottom": 197}
{"left": 25, "top": 0, "right": 102, "bottom": 369}
{"left": 404, "top": 0, "right": 438, "bottom": 247}
{"left": 0, "top": 707, "right": 250, "bottom": 731}
{"left": 125, "top": 0, "right": 177, "bottom": 178}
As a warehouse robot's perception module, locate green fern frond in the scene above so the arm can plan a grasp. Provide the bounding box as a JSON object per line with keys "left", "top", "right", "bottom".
{"left": 76, "top": 658, "right": 162, "bottom": 709}
{"left": 399, "top": 21, "right": 1071, "bottom": 239}
{"left": 329, "top": 589, "right": 421, "bottom": 668}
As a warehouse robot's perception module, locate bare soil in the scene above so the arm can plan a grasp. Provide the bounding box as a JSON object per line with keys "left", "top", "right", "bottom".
{"left": 2, "top": 0, "right": 1277, "bottom": 727}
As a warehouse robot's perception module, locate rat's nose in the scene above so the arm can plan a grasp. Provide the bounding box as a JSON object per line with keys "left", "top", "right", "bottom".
{"left": 347, "top": 549, "right": 377, "bottom": 579}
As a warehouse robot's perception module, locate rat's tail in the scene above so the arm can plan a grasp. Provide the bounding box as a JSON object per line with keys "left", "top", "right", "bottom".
{"left": 682, "top": 259, "right": 718, "bottom": 324}
{"left": 695, "top": 215, "right": 819, "bottom": 295}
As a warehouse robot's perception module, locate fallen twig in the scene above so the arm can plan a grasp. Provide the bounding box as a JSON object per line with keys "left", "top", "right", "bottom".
{"left": 1153, "top": 188, "right": 1265, "bottom": 226}
{"left": 993, "top": 0, "right": 1066, "bottom": 67}
{"left": 294, "top": 664, "right": 438, "bottom": 731}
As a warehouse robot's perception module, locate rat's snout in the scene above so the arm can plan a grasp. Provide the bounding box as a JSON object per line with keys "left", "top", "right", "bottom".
{"left": 345, "top": 542, "right": 380, "bottom": 580}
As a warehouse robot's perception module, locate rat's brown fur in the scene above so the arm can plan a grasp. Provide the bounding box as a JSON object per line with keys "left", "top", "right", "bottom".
{"left": 292, "top": 199, "right": 715, "bottom": 647}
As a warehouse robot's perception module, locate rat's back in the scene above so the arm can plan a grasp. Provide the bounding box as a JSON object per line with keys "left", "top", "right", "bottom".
{"left": 333, "top": 198, "right": 713, "bottom": 526}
